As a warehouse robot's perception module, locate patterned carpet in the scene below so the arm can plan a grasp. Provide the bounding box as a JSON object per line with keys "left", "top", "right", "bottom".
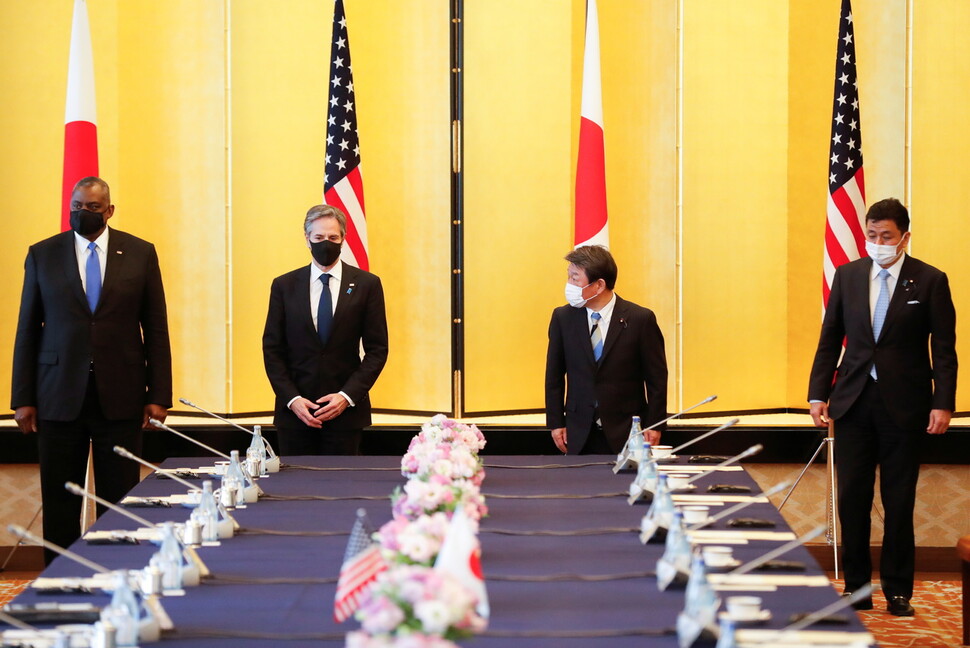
{"left": 0, "top": 578, "right": 964, "bottom": 645}
{"left": 831, "top": 578, "right": 964, "bottom": 648}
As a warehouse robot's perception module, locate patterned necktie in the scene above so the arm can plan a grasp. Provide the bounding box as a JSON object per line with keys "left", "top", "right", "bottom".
{"left": 590, "top": 312, "right": 603, "bottom": 362}
{"left": 85, "top": 241, "right": 101, "bottom": 312}
{"left": 871, "top": 268, "right": 890, "bottom": 379}
{"left": 317, "top": 274, "right": 333, "bottom": 344}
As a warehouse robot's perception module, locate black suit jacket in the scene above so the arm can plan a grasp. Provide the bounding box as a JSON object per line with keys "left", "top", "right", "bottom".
{"left": 545, "top": 295, "right": 668, "bottom": 453}
{"left": 11, "top": 229, "right": 172, "bottom": 421}
{"left": 262, "top": 262, "right": 388, "bottom": 432}
{"left": 808, "top": 255, "right": 957, "bottom": 431}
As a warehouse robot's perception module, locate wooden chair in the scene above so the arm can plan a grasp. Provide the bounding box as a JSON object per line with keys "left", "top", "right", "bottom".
{"left": 959, "top": 534, "right": 970, "bottom": 645}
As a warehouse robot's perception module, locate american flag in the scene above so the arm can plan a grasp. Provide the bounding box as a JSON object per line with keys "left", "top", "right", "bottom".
{"left": 822, "top": 0, "right": 866, "bottom": 307}
{"left": 333, "top": 509, "right": 385, "bottom": 623}
{"left": 324, "top": 0, "right": 369, "bottom": 270}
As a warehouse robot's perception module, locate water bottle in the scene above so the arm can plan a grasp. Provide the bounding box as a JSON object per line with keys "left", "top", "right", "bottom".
{"left": 192, "top": 480, "right": 221, "bottom": 542}
{"left": 661, "top": 510, "right": 693, "bottom": 575}
{"left": 247, "top": 425, "right": 268, "bottom": 476}
{"left": 685, "top": 551, "right": 719, "bottom": 617}
{"left": 626, "top": 416, "right": 644, "bottom": 460}
{"left": 149, "top": 522, "right": 184, "bottom": 590}
{"left": 100, "top": 572, "right": 140, "bottom": 646}
{"left": 636, "top": 441, "right": 658, "bottom": 492}
{"left": 221, "top": 449, "right": 246, "bottom": 507}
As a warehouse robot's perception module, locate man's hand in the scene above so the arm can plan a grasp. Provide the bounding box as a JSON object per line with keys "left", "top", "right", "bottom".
{"left": 14, "top": 406, "right": 37, "bottom": 434}
{"left": 645, "top": 428, "right": 661, "bottom": 446}
{"left": 927, "top": 409, "right": 951, "bottom": 435}
{"left": 551, "top": 427, "right": 568, "bottom": 454}
{"left": 143, "top": 404, "right": 168, "bottom": 430}
{"left": 314, "top": 393, "right": 348, "bottom": 422}
{"left": 810, "top": 402, "right": 830, "bottom": 428}
{"left": 289, "top": 397, "right": 323, "bottom": 428}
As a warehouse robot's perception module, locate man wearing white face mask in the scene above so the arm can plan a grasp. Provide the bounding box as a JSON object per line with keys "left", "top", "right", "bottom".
{"left": 808, "top": 198, "right": 957, "bottom": 617}
{"left": 545, "top": 245, "right": 668, "bottom": 454}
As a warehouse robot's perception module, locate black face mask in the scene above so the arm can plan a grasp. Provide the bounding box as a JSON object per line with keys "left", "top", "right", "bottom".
{"left": 69, "top": 209, "right": 106, "bottom": 237}
{"left": 310, "top": 240, "right": 342, "bottom": 267}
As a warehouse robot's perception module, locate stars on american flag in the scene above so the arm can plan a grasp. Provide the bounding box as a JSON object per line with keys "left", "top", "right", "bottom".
{"left": 324, "top": 3, "right": 360, "bottom": 190}
{"left": 828, "top": 10, "right": 863, "bottom": 187}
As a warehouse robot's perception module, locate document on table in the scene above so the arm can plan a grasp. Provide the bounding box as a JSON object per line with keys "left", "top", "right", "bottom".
{"left": 672, "top": 494, "right": 769, "bottom": 504}
{"left": 737, "top": 628, "right": 875, "bottom": 646}
{"left": 687, "top": 529, "right": 797, "bottom": 544}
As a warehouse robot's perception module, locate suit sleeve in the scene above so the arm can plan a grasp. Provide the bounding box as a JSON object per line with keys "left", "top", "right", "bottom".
{"left": 929, "top": 271, "right": 957, "bottom": 410}
{"left": 141, "top": 244, "right": 173, "bottom": 408}
{"left": 11, "top": 248, "right": 42, "bottom": 410}
{"left": 544, "top": 311, "right": 567, "bottom": 429}
{"left": 808, "top": 267, "right": 847, "bottom": 402}
{"left": 639, "top": 310, "right": 668, "bottom": 430}
{"left": 339, "top": 276, "right": 388, "bottom": 403}
{"left": 262, "top": 277, "right": 301, "bottom": 404}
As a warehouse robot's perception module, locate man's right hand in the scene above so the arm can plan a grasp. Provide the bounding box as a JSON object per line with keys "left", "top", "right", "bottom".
{"left": 810, "top": 402, "right": 830, "bottom": 428}
{"left": 551, "top": 427, "right": 568, "bottom": 453}
{"left": 289, "top": 397, "right": 323, "bottom": 428}
{"left": 14, "top": 406, "right": 37, "bottom": 434}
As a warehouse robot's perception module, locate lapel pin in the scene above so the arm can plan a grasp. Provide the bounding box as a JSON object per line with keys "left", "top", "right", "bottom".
{"left": 116, "top": 250, "right": 123, "bottom": 254}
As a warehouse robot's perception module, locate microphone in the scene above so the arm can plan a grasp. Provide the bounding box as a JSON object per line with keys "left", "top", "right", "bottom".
{"left": 0, "top": 608, "right": 39, "bottom": 631}
{"left": 149, "top": 418, "right": 230, "bottom": 460}
{"left": 7, "top": 524, "right": 109, "bottom": 574}
{"left": 614, "top": 395, "right": 718, "bottom": 472}
{"left": 113, "top": 446, "right": 240, "bottom": 530}
{"left": 64, "top": 482, "right": 210, "bottom": 580}
{"left": 146, "top": 420, "right": 262, "bottom": 500}
{"left": 728, "top": 524, "right": 825, "bottom": 575}
{"left": 669, "top": 418, "right": 739, "bottom": 456}
{"left": 686, "top": 480, "right": 791, "bottom": 531}
{"left": 684, "top": 444, "right": 762, "bottom": 486}
{"left": 178, "top": 397, "right": 280, "bottom": 472}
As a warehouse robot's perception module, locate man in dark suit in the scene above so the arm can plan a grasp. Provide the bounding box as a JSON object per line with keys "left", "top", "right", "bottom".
{"left": 545, "top": 245, "right": 668, "bottom": 454}
{"left": 809, "top": 198, "right": 957, "bottom": 616}
{"left": 262, "top": 204, "right": 388, "bottom": 455}
{"left": 12, "top": 177, "right": 172, "bottom": 563}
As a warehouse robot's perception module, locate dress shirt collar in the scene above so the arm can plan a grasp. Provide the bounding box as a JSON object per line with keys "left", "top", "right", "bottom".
{"left": 311, "top": 259, "right": 343, "bottom": 285}
{"left": 74, "top": 227, "right": 110, "bottom": 255}
{"left": 587, "top": 291, "right": 617, "bottom": 326}
{"left": 870, "top": 253, "right": 906, "bottom": 281}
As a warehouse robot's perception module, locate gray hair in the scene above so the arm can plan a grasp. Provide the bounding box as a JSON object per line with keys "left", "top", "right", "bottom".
{"left": 304, "top": 204, "right": 347, "bottom": 238}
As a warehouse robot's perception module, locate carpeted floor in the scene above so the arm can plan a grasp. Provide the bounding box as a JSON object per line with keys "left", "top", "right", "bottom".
{"left": 1, "top": 577, "right": 965, "bottom": 645}
{"left": 831, "top": 578, "right": 963, "bottom": 648}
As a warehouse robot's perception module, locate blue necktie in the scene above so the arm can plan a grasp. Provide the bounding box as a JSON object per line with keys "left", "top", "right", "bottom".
{"left": 317, "top": 274, "right": 333, "bottom": 344}
{"left": 871, "top": 268, "right": 890, "bottom": 379}
{"left": 590, "top": 312, "right": 603, "bottom": 362}
{"left": 85, "top": 241, "right": 101, "bottom": 313}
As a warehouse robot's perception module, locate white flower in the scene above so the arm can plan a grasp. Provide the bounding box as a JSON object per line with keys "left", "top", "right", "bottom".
{"left": 414, "top": 599, "right": 452, "bottom": 635}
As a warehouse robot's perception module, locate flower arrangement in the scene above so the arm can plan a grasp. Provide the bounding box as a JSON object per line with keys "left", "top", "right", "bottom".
{"left": 401, "top": 441, "right": 485, "bottom": 487}
{"left": 350, "top": 566, "right": 484, "bottom": 644}
{"left": 391, "top": 476, "right": 488, "bottom": 523}
{"left": 375, "top": 513, "right": 452, "bottom": 567}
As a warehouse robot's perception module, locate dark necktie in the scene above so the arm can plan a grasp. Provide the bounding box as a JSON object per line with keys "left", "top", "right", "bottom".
{"left": 86, "top": 241, "right": 101, "bottom": 312}
{"left": 317, "top": 274, "right": 333, "bottom": 344}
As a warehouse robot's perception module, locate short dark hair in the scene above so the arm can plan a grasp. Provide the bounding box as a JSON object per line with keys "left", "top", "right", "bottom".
{"left": 564, "top": 245, "right": 617, "bottom": 290}
{"left": 304, "top": 204, "right": 347, "bottom": 238}
{"left": 72, "top": 176, "right": 111, "bottom": 204}
{"left": 866, "top": 198, "right": 909, "bottom": 233}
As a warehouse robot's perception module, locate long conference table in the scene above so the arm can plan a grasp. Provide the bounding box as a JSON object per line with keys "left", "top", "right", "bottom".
{"left": 8, "top": 454, "right": 876, "bottom": 647}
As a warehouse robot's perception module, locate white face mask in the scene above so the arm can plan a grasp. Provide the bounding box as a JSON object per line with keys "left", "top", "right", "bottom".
{"left": 565, "top": 282, "right": 592, "bottom": 308}
{"left": 865, "top": 237, "right": 905, "bottom": 266}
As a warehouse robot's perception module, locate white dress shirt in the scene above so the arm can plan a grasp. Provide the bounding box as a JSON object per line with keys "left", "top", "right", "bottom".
{"left": 74, "top": 228, "right": 109, "bottom": 293}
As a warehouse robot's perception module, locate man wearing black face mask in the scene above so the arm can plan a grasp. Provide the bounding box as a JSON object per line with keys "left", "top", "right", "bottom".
{"left": 11, "top": 176, "right": 172, "bottom": 564}
{"left": 262, "top": 204, "right": 388, "bottom": 455}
